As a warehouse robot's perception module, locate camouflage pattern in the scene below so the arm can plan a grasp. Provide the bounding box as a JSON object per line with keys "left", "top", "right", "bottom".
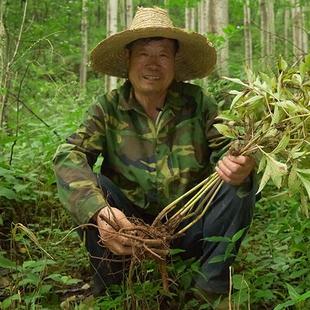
{"left": 53, "top": 80, "right": 222, "bottom": 225}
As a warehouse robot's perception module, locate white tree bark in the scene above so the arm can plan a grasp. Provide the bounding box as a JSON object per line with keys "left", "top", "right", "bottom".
{"left": 259, "top": 0, "right": 275, "bottom": 66}
{"left": 106, "top": 0, "right": 118, "bottom": 91}
{"left": 198, "top": 1, "right": 203, "bottom": 34}
{"left": 190, "top": 7, "right": 195, "bottom": 31}
{"left": 284, "top": 8, "right": 290, "bottom": 59}
{"left": 185, "top": 2, "right": 190, "bottom": 30}
{"left": 213, "top": 0, "right": 229, "bottom": 76}
{"left": 80, "top": 0, "right": 88, "bottom": 92}
{"left": 125, "top": 0, "right": 132, "bottom": 27}
{"left": 243, "top": 0, "right": 252, "bottom": 69}
{"left": 291, "top": 0, "right": 306, "bottom": 59}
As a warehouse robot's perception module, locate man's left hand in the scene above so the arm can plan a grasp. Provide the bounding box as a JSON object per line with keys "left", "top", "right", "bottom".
{"left": 215, "top": 155, "right": 255, "bottom": 186}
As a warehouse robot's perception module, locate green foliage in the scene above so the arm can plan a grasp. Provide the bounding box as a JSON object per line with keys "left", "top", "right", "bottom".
{"left": 217, "top": 55, "right": 310, "bottom": 213}
{"left": 1, "top": 1, "right": 309, "bottom": 309}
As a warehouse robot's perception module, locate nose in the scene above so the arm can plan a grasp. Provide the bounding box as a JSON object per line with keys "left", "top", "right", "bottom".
{"left": 146, "top": 55, "right": 160, "bottom": 68}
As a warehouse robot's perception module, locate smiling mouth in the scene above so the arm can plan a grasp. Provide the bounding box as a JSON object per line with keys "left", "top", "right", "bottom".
{"left": 143, "top": 75, "right": 160, "bottom": 81}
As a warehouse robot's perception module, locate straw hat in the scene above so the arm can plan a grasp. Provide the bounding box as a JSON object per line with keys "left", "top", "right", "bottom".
{"left": 91, "top": 7, "right": 217, "bottom": 81}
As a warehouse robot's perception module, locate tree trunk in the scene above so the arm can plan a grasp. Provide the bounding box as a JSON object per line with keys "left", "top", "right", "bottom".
{"left": 284, "top": 8, "right": 290, "bottom": 59}
{"left": 213, "top": 0, "right": 229, "bottom": 76}
{"left": 185, "top": 2, "right": 190, "bottom": 30}
{"left": 302, "top": 5, "right": 308, "bottom": 54}
{"left": 0, "top": 0, "right": 27, "bottom": 128}
{"left": 125, "top": 0, "right": 132, "bottom": 27}
{"left": 80, "top": 0, "right": 88, "bottom": 92}
{"left": 106, "top": 0, "right": 118, "bottom": 91}
{"left": 291, "top": 1, "right": 308, "bottom": 57}
{"left": 0, "top": 0, "right": 7, "bottom": 128}
{"left": 243, "top": 0, "right": 252, "bottom": 69}
{"left": 260, "top": 0, "right": 275, "bottom": 67}
{"left": 190, "top": 7, "right": 195, "bottom": 31}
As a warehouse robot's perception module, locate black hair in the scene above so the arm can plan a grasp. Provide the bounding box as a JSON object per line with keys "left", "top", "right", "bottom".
{"left": 125, "top": 37, "right": 179, "bottom": 55}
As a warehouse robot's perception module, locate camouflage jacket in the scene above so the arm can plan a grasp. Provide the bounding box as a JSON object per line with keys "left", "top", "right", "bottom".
{"left": 53, "top": 80, "right": 223, "bottom": 224}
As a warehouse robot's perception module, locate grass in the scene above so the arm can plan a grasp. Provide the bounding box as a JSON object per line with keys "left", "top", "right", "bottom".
{"left": 1, "top": 192, "right": 309, "bottom": 309}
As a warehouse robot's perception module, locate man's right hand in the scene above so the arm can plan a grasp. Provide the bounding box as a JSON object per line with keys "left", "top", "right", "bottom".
{"left": 96, "top": 207, "right": 169, "bottom": 259}
{"left": 96, "top": 207, "right": 135, "bottom": 256}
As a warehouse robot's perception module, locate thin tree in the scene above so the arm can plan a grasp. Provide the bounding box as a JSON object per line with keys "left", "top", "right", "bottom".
{"left": 0, "top": 0, "right": 27, "bottom": 128}
{"left": 284, "top": 7, "right": 290, "bottom": 59}
{"left": 213, "top": 0, "right": 229, "bottom": 76}
{"left": 291, "top": 0, "right": 308, "bottom": 59}
{"left": 125, "top": 0, "right": 132, "bottom": 27}
{"left": 185, "top": 1, "right": 191, "bottom": 30}
{"left": 243, "top": 0, "right": 252, "bottom": 69}
{"left": 106, "top": 0, "right": 118, "bottom": 92}
{"left": 80, "top": 0, "right": 88, "bottom": 92}
{"left": 259, "top": 0, "right": 275, "bottom": 67}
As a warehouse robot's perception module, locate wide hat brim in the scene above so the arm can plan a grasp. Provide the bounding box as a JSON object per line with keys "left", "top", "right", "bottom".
{"left": 90, "top": 27, "right": 217, "bottom": 81}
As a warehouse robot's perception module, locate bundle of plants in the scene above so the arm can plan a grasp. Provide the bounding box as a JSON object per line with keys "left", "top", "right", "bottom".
{"left": 98, "top": 55, "right": 310, "bottom": 291}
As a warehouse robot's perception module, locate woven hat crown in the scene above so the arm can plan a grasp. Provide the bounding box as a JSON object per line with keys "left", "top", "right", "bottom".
{"left": 130, "top": 7, "right": 173, "bottom": 30}
{"left": 91, "top": 7, "right": 217, "bottom": 81}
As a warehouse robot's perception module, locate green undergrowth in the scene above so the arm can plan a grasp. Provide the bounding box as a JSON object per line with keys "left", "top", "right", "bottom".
{"left": 0, "top": 195, "right": 309, "bottom": 309}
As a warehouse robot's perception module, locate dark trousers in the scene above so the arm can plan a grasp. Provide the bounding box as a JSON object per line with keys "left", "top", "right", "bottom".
{"left": 80, "top": 174, "right": 256, "bottom": 295}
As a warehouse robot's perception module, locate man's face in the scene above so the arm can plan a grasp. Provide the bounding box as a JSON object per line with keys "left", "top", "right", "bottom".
{"left": 127, "top": 38, "right": 176, "bottom": 97}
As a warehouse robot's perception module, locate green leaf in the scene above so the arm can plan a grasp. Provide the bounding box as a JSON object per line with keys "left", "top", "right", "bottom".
{"left": 257, "top": 156, "right": 266, "bottom": 174}
{"left": 233, "top": 274, "right": 248, "bottom": 290}
{"left": 230, "top": 90, "right": 245, "bottom": 109}
{"left": 204, "top": 236, "right": 231, "bottom": 243}
{"left": 0, "top": 255, "right": 15, "bottom": 269}
{"left": 288, "top": 166, "right": 301, "bottom": 195}
{"left": 272, "top": 134, "right": 290, "bottom": 154}
{"left": 296, "top": 170, "right": 310, "bottom": 200}
{"left": 208, "top": 255, "right": 226, "bottom": 264}
{"left": 286, "top": 283, "right": 300, "bottom": 300}
{"left": 243, "top": 95, "right": 263, "bottom": 105}
{"left": 0, "top": 187, "right": 17, "bottom": 200}
{"left": 231, "top": 228, "right": 247, "bottom": 243}
{"left": 1, "top": 294, "right": 21, "bottom": 309}
{"left": 224, "top": 77, "right": 248, "bottom": 87}
{"left": 213, "top": 124, "right": 235, "bottom": 139}
{"left": 269, "top": 157, "right": 288, "bottom": 188}
{"left": 257, "top": 156, "right": 272, "bottom": 193}
{"left": 257, "top": 153, "right": 287, "bottom": 192}
{"left": 278, "top": 56, "right": 288, "bottom": 71}
{"left": 216, "top": 111, "right": 239, "bottom": 122}
{"left": 169, "top": 248, "right": 186, "bottom": 255}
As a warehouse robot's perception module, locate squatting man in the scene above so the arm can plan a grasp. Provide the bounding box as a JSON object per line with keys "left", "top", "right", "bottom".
{"left": 53, "top": 7, "right": 256, "bottom": 302}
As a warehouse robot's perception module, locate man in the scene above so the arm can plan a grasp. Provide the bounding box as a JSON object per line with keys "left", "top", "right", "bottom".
{"left": 53, "top": 7, "right": 256, "bottom": 304}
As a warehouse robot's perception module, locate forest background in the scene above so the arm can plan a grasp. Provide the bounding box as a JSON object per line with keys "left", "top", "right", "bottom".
{"left": 0, "top": 0, "right": 309, "bottom": 309}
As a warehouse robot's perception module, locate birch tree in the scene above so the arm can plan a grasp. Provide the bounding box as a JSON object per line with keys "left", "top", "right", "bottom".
{"left": 291, "top": 0, "right": 308, "bottom": 60}
{"left": 243, "top": 0, "right": 252, "bottom": 69}
{"left": 106, "top": 0, "right": 118, "bottom": 91}
{"left": 125, "top": 0, "right": 132, "bottom": 28}
{"left": 80, "top": 0, "right": 88, "bottom": 92}
{"left": 284, "top": 8, "right": 290, "bottom": 59}
{"left": 213, "top": 0, "right": 229, "bottom": 76}
{"left": 259, "top": 0, "right": 275, "bottom": 67}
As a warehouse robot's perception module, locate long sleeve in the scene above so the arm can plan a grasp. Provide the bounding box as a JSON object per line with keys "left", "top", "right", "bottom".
{"left": 53, "top": 100, "right": 108, "bottom": 224}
